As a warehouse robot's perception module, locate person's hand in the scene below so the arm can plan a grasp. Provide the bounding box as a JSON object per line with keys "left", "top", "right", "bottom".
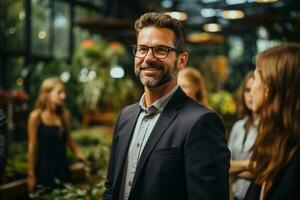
{"left": 241, "top": 160, "right": 250, "bottom": 170}
{"left": 27, "top": 175, "right": 36, "bottom": 193}
{"left": 237, "top": 171, "right": 253, "bottom": 180}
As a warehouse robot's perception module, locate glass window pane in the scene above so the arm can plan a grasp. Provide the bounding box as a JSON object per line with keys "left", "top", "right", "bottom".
{"left": 5, "top": 57, "right": 24, "bottom": 90}
{"left": 74, "top": 26, "right": 90, "bottom": 50}
{"left": 74, "top": 6, "right": 102, "bottom": 50}
{"left": 53, "top": 1, "right": 70, "bottom": 58}
{"left": 0, "top": 0, "right": 25, "bottom": 52}
{"left": 228, "top": 36, "right": 244, "bottom": 62}
{"left": 91, "top": 0, "right": 103, "bottom": 7}
{"left": 31, "top": 0, "right": 51, "bottom": 56}
{"left": 74, "top": 6, "right": 101, "bottom": 21}
{"left": 76, "top": 0, "right": 104, "bottom": 7}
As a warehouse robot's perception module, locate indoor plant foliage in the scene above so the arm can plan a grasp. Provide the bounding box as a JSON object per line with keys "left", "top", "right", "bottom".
{"left": 74, "top": 39, "right": 137, "bottom": 112}
{"left": 0, "top": 141, "right": 28, "bottom": 184}
{"left": 32, "top": 128, "right": 112, "bottom": 200}
{"left": 208, "top": 90, "right": 238, "bottom": 132}
{"left": 209, "top": 90, "right": 236, "bottom": 116}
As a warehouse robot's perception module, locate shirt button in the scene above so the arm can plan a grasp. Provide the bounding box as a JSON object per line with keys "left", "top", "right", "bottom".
{"left": 137, "top": 143, "right": 140, "bottom": 147}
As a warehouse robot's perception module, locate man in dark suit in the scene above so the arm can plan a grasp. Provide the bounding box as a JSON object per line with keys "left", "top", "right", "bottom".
{"left": 0, "top": 109, "right": 8, "bottom": 177}
{"left": 103, "top": 12, "right": 230, "bottom": 200}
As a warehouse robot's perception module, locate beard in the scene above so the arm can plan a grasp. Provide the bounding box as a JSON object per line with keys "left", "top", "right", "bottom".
{"left": 135, "top": 59, "right": 178, "bottom": 88}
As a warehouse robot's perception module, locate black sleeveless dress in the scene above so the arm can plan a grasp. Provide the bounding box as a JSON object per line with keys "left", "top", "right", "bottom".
{"left": 35, "top": 119, "right": 71, "bottom": 188}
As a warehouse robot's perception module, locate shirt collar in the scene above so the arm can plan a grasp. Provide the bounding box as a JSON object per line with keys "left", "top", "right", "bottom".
{"left": 139, "top": 85, "right": 179, "bottom": 114}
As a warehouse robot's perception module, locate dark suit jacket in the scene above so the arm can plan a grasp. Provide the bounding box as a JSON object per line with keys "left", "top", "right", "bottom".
{"left": 103, "top": 88, "right": 230, "bottom": 200}
{"left": 245, "top": 150, "right": 300, "bottom": 200}
{"left": 0, "top": 109, "right": 8, "bottom": 176}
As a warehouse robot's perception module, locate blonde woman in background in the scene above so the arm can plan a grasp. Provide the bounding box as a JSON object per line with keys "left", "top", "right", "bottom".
{"left": 27, "top": 77, "right": 84, "bottom": 192}
{"left": 178, "top": 67, "right": 209, "bottom": 107}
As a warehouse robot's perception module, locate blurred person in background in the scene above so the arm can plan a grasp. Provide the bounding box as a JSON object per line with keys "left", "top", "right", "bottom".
{"left": 177, "top": 67, "right": 209, "bottom": 107}
{"left": 245, "top": 43, "right": 300, "bottom": 200}
{"left": 228, "top": 71, "right": 259, "bottom": 200}
{"left": 27, "top": 77, "right": 84, "bottom": 192}
{"left": 0, "top": 108, "right": 8, "bottom": 177}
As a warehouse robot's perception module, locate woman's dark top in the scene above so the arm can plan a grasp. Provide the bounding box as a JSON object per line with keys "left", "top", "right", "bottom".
{"left": 245, "top": 151, "right": 300, "bottom": 200}
{"left": 35, "top": 117, "right": 71, "bottom": 188}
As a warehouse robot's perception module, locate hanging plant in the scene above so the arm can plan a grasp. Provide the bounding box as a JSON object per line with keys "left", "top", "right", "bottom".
{"left": 73, "top": 39, "right": 138, "bottom": 112}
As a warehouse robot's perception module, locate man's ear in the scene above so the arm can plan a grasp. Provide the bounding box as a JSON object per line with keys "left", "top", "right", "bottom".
{"left": 177, "top": 52, "right": 188, "bottom": 71}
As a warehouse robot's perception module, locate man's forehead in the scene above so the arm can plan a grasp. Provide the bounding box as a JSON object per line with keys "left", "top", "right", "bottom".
{"left": 137, "top": 27, "right": 175, "bottom": 45}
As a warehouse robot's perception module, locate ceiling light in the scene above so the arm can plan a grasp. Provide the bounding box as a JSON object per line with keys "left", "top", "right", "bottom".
{"left": 203, "top": 23, "right": 222, "bottom": 32}
{"left": 202, "top": 0, "right": 219, "bottom": 3}
{"left": 188, "top": 32, "right": 224, "bottom": 43}
{"left": 201, "top": 8, "right": 217, "bottom": 18}
{"left": 221, "top": 10, "right": 245, "bottom": 19}
{"left": 225, "top": 0, "right": 247, "bottom": 5}
{"left": 161, "top": 0, "right": 173, "bottom": 8}
{"left": 255, "top": 0, "right": 278, "bottom": 3}
{"left": 19, "top": 11, "right": 26, "bottom": 20}
{"left": 164, "top": 12, "right": 188, "bottom": 21}
{"left": 38, "top": 31, "right": 47, "bottom": 39}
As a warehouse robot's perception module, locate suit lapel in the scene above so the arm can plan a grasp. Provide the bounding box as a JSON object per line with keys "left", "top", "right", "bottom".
{"left": 113, "top": 104, "right": 141, "bottom": 193}
{"left": 130, "top": 88, "right": 185, "bottom": 192}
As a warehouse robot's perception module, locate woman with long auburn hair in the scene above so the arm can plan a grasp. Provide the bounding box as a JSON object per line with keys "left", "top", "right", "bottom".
{"left": 245, "top": 43, "right": 300, "bottom": 200}
{"left": 27, "top": 77, "right": 84, "bottom": 192}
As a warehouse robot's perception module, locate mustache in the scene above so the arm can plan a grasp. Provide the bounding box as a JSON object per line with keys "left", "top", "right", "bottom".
{"left": 139, "top": 61, "right": 163, "bottom": 70}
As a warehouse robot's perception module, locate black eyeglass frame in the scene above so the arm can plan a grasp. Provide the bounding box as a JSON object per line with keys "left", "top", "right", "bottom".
{"left": 131, "top": 44, "right": 181, "bottom": 59}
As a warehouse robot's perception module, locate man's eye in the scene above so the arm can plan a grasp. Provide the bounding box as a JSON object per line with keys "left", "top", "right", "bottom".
{"left": 138, "top": 47, "right": 148, "bottom": 52}
{"left": 155, "top": 47, "right": 168, "bottom": 54}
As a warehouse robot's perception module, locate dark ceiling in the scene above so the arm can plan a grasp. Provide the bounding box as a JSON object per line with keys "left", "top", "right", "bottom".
{"left": 75, "top": 0, "right": 300, "bottom": 43}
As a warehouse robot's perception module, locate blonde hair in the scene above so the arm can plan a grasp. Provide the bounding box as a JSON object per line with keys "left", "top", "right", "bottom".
{"left": 34, "top": 77, "right": 69, "bottom": 132}
{"left": 250, "top": 43, "right": 300, "bottom": 185}
{"left": 35, "top": 77, "right": 64, "bottom": 111}
{"left": 178, "top": 67, "right": 209, "bottom": 106}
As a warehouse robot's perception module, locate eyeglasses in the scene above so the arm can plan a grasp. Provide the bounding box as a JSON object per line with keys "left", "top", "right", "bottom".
{"left": 131, "top": 44, "right": 179, "bottom": 59}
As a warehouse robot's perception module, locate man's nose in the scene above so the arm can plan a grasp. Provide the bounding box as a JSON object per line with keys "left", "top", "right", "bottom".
{"left": 144, "top": 48, "right": 157, "bottom": 61}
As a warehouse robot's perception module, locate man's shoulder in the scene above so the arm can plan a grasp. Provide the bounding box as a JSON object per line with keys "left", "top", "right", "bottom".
{"left": 121, "top": 102, "right": 140, "bottom": 114}
{"left": 181, "top": 98, "right": 213, "bottom": 116}
{"left": 114, "top": 102, "right": 140, "bottom": 127}
{"left": 173, "top": 87, "right": 214, "bottom": 116}
{"left": 176, "top": 100, "right": 223, "bottom": 131}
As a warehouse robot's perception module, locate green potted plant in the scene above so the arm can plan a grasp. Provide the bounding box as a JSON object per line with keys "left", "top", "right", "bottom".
{"left": 74, "top": 39, "right": 138, "bottom": 126}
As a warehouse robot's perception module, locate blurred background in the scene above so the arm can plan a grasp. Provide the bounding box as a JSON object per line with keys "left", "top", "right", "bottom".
{"left": 0, "top": 0, "right": 299, "bottom": 199}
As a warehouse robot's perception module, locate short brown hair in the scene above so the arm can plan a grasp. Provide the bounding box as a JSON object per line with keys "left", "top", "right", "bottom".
{"left": 134, "top": 12, "right": 186, "bottom": 52}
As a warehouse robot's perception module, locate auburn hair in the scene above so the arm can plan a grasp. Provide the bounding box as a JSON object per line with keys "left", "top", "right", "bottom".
{"left": 250, "top": 43, "right": 300, "bottom": 185}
